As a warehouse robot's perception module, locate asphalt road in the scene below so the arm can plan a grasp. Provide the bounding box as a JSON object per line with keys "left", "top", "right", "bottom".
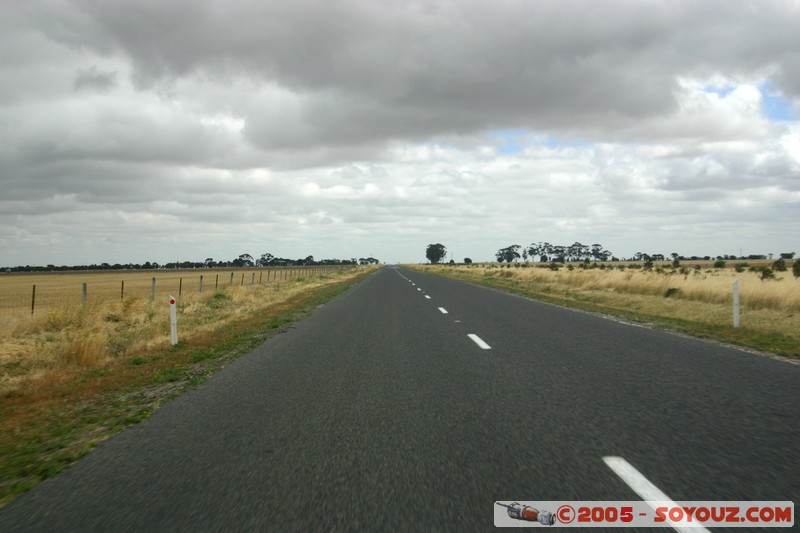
{"left": 1, "top": 267, "right": 797, "bottom": 531}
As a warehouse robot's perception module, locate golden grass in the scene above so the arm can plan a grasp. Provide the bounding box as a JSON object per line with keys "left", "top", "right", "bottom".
{"left": 0, "top": 267, "right": 367, "bottom": 395}
{"left": 441, "top": 264, "right": 800, "bottom": 311}
{"left": 0, "top": 268, "right": 308, "bottom": 314}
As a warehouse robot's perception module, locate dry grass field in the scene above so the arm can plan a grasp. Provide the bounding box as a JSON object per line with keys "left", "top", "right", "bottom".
{"left": 412, "top": 263, "right": 800, "bottom": 357}
{"left": 0, "top": 267, "right": 317, "bottom": 316}
{"left": 0, "top": 267, "right": 359, "bottom": 395}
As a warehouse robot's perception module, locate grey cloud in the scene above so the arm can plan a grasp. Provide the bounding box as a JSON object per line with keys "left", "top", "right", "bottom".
{"left": 41, "top": 0, "right": 797, "bottom": 150}
{"left": 74, "top": 65, "right": 117, "bottom": 92}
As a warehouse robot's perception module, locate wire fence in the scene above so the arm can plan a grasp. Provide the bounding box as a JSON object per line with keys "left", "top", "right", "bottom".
{"left": 0, "top": 266, "right": 351, "bottom": 318}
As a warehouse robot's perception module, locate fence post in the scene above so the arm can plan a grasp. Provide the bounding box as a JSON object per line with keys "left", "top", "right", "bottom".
{"left": 259, "top": 272, "right": 262, "bottom": 284}
{"left": 152, "top": 277, "right": 156, "bottom": 301}
{"left": 82, "top": 282, "right": 87, "bottom": 304}
{"left": 169, "top": 295, "right": 178, "bottom": 345}
{"left": 199, "top": 275, "right": 204, "bottom": 293}
{"left": 31, "top": 284, "right": 36, "bottom": 316}
{"left": 230, "top": 272, "right": 234, "bottom": 286}
{"left": 251, "top": 272, "right": 255, "bottom": 285}
{"left": 179, "top": 277, "right": 183, "bottom": 297}
{"left": 733, "top": 279, "right": 740, "bottom": 328}
{"left": 215, "top": 274, "right": 219, "bottom": 289}
{"left": 121, "top": 280, "right": 125, "bottom": 301}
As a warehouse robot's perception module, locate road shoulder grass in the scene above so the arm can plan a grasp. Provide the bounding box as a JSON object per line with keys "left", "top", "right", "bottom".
{"left": 0, "top": 271, "right": 373, "bottom": 508}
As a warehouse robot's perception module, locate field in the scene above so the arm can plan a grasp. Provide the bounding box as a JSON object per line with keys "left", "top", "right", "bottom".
{"left": 0, "top": 266, "right": 357, "bottom": 394}
{"left": 0, "top": 267, "right": 321, "bottom": 317}
{"left": 411, "top": 262, "right": 800, "bottom": 358}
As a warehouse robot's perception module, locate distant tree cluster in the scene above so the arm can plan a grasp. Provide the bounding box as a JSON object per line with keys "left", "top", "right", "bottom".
{"left": 3, "top": 252, "right": 379, "bottom": 272}
{"left": 498, "top": 242, "right": 614, "bottom": 263}
{"left": 427, "top": 241, "right": 795, "bottom": 268}
{"left": 228, "top": 253, "right": 378, "bottom": 268}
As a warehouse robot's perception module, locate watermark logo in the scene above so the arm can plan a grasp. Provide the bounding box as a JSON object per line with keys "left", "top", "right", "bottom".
{"left": 494, "top": 501, "right": 794, "bottom": 528}
{"left": 495, "top": 502, "right": 556, "bottom": 526}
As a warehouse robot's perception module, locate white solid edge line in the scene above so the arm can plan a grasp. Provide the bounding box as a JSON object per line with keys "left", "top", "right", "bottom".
{"left": 603, "top": 456, "right": 711, "bottom": 533}
{"left": 438, "top": 307, "right": 448, "bottom": 314}
{"left": 467, "top": 334, "right": 491, "bottom": 350}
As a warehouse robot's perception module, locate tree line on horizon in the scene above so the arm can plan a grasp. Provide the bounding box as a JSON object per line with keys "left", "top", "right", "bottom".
{"left": 425, "top": 242, "right": 795, "bottom": 265}
{"left": 2, "top": 252, "right": 381, "bottom": 273}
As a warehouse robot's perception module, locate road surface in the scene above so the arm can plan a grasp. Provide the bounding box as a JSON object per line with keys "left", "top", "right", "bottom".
{"left": 1, "top": 267, "right": 797, "bottom": 531}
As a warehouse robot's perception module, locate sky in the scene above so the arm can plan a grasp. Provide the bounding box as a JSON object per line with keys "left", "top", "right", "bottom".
{"left": 1, "top": 0, "right": 799, "bottom": 266}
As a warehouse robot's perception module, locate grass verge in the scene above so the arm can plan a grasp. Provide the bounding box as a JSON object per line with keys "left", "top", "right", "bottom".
{"left": 410, "top": 265, "right": 799, "bottom": 359}
{"left": 0, "top": 269, "right": 374, "bottom": 508}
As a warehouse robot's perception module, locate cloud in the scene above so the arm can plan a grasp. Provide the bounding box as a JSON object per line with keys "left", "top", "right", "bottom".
{"left": 73, "top": 65, "right": 117, "bottom": 92}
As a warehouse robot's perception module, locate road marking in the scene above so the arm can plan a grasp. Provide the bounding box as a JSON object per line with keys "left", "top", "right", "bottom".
{"left": 424, "top": 295, "right": 431, "bottom": 299}
{"left": 438, "top": 307, "right": 448, "bottom": 314}
{"left": 417, "top": 288, "right": 422, "bottom": 291}
{"left": 603, "top": 456, "right": 710, "bottom": 533}
{"left": 467, "top": 334, "right": 491, "bottom": 350}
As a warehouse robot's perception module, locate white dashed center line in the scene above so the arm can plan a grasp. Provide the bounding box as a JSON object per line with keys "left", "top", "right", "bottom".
{"left": 438, "top": 307, "right": 448, "bottom": 314}
{"left": 467, "top": 334, "right": 491, "bottom": 350}
{"left": 424, "top": 295, "right": 431, "bottom": 299}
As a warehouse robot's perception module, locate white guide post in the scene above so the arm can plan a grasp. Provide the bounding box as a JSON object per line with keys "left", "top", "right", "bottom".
{"left": 169, "top": 295, "right": 178, "bottom": 345}
{"left": 732, "top": 279, "right": 740, "bottom": 328}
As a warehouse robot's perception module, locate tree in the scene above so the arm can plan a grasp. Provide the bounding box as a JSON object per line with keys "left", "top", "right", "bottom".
{"left": 258, "top": 253, "right": 274, "bottom": 266}
{"left": 591, "top": 244, "right": 611, "bottom": 262}
{"left": 464, "top": 258, "right": 473, "bottom": 264}
{"left": 551, "top": 245, "right": 566, "bottom": 263}
{"left": 567, "top": 242, "right": 589, "bottom": 262}
{"left": 496, "top": 244, "right": 521, "bottom": 263}
{"left": 758, "top": 267, "right": 775, "bottom": 281}
{"left": 426, "top": 243, "right": 447, "bottom": 264}
{"left": 793, "top": 259, "right": 800, "bottom": 278}
{"left": 231, "top": 254, "right": 254, "bottom": 267}
{"left": 527, "top": 243, "right": 539, "bottom": 262}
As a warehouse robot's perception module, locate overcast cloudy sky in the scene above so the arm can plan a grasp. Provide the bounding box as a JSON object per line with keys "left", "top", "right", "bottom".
{"left": 1, "top": 0, "right": 799, "bottom": 266}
